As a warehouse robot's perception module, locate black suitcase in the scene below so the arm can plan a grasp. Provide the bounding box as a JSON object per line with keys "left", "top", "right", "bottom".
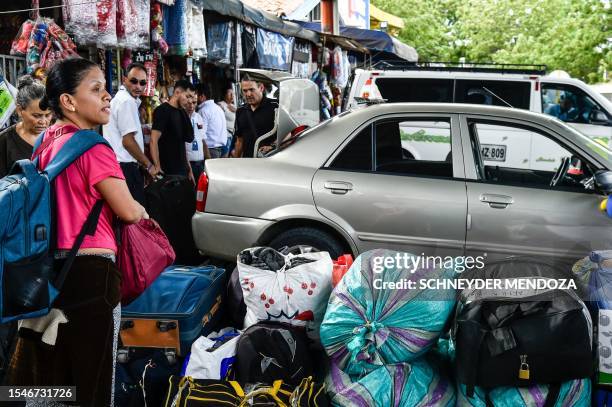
{"left": 145, "top": 175, "right": 198, "bottom": 264}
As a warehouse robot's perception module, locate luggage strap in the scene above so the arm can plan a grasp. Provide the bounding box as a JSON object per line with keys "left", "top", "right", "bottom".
{"left": 484, "top": 382, "right": 560, "bottom": 407}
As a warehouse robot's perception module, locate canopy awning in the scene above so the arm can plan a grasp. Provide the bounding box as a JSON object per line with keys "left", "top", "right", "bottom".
{"left": 200, "top": 0, "right": 319, "bottom": 43}
{"left": 295, "top": 21, "right": 418, "bottom": 62}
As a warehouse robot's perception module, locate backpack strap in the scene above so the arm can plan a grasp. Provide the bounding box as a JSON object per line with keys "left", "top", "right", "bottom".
{"left": 32, "top": 130, "right": 46, "bottom": 154}
{"left": 54, "top": 199, "right": 105, "bottom": 289}
{"left": 39, "top": 129, "right": 110, "bottom": 181}
{"left": 542, "top": 382, "right": 561, "bottom": 407}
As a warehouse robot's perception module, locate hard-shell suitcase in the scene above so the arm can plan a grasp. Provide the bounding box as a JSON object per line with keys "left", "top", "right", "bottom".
{"left": 120, "top": 266, "right": 225, "bottom": 359}
{"left": 144, "top": 175, "right": 198, "bottom": 264}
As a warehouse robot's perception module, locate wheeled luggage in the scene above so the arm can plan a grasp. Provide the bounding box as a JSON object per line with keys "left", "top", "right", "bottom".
{"left": 144, "top": 175, "right": 198, "bottom": 264}
{"left": 120, "top": 266, "right": 225, "bottom": 360}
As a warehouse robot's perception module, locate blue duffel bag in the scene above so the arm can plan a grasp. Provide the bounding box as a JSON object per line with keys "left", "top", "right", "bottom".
{"left": 121, "top": 266, "right": 225, "bottom": 354}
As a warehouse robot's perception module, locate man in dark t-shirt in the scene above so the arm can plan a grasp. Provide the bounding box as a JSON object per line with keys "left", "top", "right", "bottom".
{"left": 232, "top": 75, "right": 278, "bottom": 158}
{"left": 151, "top": 79, "right": 195, "bottom": 180}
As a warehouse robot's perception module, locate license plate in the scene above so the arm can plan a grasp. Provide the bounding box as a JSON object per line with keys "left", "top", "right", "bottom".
{"left": 481, "top": 144, "right": 507, "bottom": 162}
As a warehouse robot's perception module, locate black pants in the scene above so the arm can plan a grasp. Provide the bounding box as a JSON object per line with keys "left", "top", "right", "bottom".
{"left": 8, "top": 256, "right": 121, "bottom": 406}
{"left": 120, "top": 162, "right": 145, "bottom": 205}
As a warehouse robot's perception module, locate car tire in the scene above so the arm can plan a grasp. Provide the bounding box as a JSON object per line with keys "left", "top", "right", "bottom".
{"left": 268, "top": 227, "right": 345, "bottom": 259}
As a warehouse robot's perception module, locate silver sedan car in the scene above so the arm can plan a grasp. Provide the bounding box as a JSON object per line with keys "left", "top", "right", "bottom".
{"left": 192, "top": 103, "right": 612, "bottom": 265}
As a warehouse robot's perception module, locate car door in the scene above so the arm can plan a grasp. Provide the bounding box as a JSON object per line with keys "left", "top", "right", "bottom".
{"left": 461, "top": 115, "right": 612, "bottom": 266}
{"left": 541, "top": 83, "right": 612, "bottom": 147}
{"left": 311, "top": 114, "right": 467, "bottom": 257}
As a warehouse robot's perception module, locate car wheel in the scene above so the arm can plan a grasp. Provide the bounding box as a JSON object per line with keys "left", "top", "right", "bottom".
{"left": 268, "top": 227, "right": 345, "bottom": 259}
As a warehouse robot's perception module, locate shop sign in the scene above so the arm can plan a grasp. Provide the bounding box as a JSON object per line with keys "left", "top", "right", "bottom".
{"left": 257, "top": 29, "right": 295, "bottom": 71}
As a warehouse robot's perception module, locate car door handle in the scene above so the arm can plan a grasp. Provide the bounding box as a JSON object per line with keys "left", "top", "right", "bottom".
{"left": 324, "top": 181, "right": 353, "bottom": 194}
{"left": 480, "top": 194, "right": 514, "bottom": 209}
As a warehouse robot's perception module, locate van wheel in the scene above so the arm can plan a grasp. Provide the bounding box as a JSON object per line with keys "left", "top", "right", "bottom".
{"left": 269, "top": 227, "right": 345, "bottom": 258}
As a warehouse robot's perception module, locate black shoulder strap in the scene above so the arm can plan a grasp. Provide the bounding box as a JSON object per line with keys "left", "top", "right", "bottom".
{"left": 54, "top": 200, "right": 105, "bottom": 289}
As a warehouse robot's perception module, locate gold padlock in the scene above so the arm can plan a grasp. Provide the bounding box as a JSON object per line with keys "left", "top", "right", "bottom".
{"left": 519, "top": 355, "right": 530, "bottom": 380}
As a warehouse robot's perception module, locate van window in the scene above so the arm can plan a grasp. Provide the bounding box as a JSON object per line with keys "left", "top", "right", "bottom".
{"left": 541, "top": 84, "right": 611, "bottom": 125}
{"left": 374, "top": 78, "right": 453, "bottom": 103}
{"left": 455, "top": 80, "right": 531, "bottom": 109}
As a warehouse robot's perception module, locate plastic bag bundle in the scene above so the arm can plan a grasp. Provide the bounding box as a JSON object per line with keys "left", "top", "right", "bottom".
{"left": 320, "top": 249, "right": 456, "bottom": 376}
{"left": 456, "top": 379, "right": 591, "bottom": 407}
{"left": 117, "top": 0, "right": 150, "bottom": 50}
{"left": 10, "top": 19, "right": 34, "bottom": 56}
{"left": 586, "top": 251, "right": 612, "bottom": 309}
{"left": 17, "top": 18, "right": 77, "bottom": 73}
{"left": 326, "top": 359, "right": 455, "bottom": 407}
{"left": 238, "top": 247, "right": 333, "bottom": 339}
{"left": 162, "top": 0, "right": 189, "bottom": 56}
{"left": 184, "top": 328, "right": 240, "bottom": 380}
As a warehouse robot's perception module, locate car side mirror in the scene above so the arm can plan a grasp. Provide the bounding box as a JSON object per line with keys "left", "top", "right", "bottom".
{"left": 590, "top": 109, "right": 610, "bottom": 125}
{"left": 595, "top": 170, "right": 612, "bottom": 194}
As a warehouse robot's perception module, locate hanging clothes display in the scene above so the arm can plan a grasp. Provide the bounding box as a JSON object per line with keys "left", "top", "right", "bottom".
{"left": 291, "top": 42, "right": 312, "bottom": 79}
{"left": 117, "top": 0, "right": 150, "bottom": 50}
{"left": 62, "top": 0, "right": 97, "bottom": 45}
{"left": 64, "top": 0, "right": 148, "bottom": 49}
{"left": 187, "top": 2, "right": 206, "bottom": 59}
{"left": 256, "top": 29, "right": 294, "bottom": 71}
{"left": 206, "top": 21, "right": 233, "bottom": 64}
{"left": 162, "top": 0, "right": 189, "bottom": 56}
{"left": 96, "top": 0, "right": 117, "bottom": 47}
{"left": 240, "top": 24, "right": 258, "bottom": 69}
{"left": 331, "top": 46, "right": 350, "bottom": 89}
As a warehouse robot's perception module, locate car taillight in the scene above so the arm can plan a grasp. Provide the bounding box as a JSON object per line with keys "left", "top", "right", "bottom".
{"left": 196, "top": 172, "right": 209, "bottom": 212}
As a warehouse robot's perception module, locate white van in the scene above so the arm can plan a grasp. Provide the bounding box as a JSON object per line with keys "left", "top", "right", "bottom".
{"left": 344, "top": 64, "right": 612, "bottom": 171}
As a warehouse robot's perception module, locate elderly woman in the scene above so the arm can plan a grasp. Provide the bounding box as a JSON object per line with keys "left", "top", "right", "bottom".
{"left": 0, "top": 75, "right": 52, "bottom": 177}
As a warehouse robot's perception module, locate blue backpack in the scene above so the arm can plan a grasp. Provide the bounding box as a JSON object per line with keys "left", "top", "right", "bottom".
{"left": 0, "top": 129, "right": 110, "bottom": 322}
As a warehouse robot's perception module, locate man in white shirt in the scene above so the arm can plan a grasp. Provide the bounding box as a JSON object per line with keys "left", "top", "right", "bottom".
{"left": 185, "top": 95, "right": 210, "bottom": 181}
{"left": 196, "top": 83, "right": 228, "bottom": 159}
{"left": 102, "top": 62, "right": 157, "bottom": 204}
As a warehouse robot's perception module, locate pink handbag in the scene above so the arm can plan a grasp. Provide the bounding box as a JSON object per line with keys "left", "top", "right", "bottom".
{"left": 117, "top": 219, "right": 175, "bottom": 304}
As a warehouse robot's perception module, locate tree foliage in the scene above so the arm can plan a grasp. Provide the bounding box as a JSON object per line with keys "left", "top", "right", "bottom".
{"left": 372, "top": 0, "right": 611, "bottom": 83}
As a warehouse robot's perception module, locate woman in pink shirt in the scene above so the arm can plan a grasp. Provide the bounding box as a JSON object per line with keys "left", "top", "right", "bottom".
{"left": 7, "top": 58, "right": 146, "bottom": 406}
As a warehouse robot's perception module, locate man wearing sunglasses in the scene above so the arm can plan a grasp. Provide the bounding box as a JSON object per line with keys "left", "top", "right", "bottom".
{"left": 103, "top": 62, "right": 157, "bottom": 205}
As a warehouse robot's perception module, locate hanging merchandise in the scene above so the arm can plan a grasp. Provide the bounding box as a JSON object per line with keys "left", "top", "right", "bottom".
{"left": 62, "top": 0, "right": 97, "bottom": 45}
{"left": 0, "top": 75, "right": 16, "bottom": 129}
{"left": 331, "top": 46, "right": 350, "bottom": 88}
{"left": 186, "top": 2, "right": 206, "bottom": 59}
{"left": 256, "top": 29, "right": 294, "bottom": 71}
{"left": 206, "top": 22, "right": 233, "bottom": 65}
{"left": 156, "top": 0, "right": 175, "bottom": 4}
{"left": 151, "top": 2, "right": 169, "bottom": 55}
{"left": 117, "top": 0, "right": 150, "bottom": 50}
{"left": 162, "top": 0, "right": 189, "bottom": 56}
{"left": 240, "top": 24, "right": 258, "bottom": 69}
{"left": 312, "top": 70, "right": 333, "bottom": 120}
{"left": 291, "top": 42, "right": 312, "bottom": 79}
{"left": 12, "top": 17, "right": 78, "bottom": 74}
{"left": 235, "top": 23, "right": 243, "bottom": 67}
{"left": 96, "top": 0, "right": 117, "bottom": 47}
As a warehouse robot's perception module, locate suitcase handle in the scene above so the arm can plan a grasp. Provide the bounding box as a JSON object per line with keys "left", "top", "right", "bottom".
{"left": 120, "top": 320, "right": 135, "bottom": 330}
{"left": 157, "top": 321, "right": 177, "bottom": 332}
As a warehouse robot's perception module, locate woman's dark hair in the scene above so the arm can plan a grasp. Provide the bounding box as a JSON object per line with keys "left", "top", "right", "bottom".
{"left": 40, "top": 57, "right": 99, "bottom": 118}
{"left": 16, "top": 75, "right": 46, "bottom": 109}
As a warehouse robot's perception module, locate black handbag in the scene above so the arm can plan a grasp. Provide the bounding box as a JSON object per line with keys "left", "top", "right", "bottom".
{"left": 453, "top": 257, "right": 593, "bottom": 404}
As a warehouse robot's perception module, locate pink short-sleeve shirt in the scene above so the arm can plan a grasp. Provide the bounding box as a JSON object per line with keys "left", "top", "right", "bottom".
{"left": 36, "top": 124, "right": 124, "bottom": 253}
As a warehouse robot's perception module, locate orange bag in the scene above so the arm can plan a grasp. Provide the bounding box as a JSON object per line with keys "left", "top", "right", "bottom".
{"left": 332, "top": 254, "right": 354, "bottom": 287}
